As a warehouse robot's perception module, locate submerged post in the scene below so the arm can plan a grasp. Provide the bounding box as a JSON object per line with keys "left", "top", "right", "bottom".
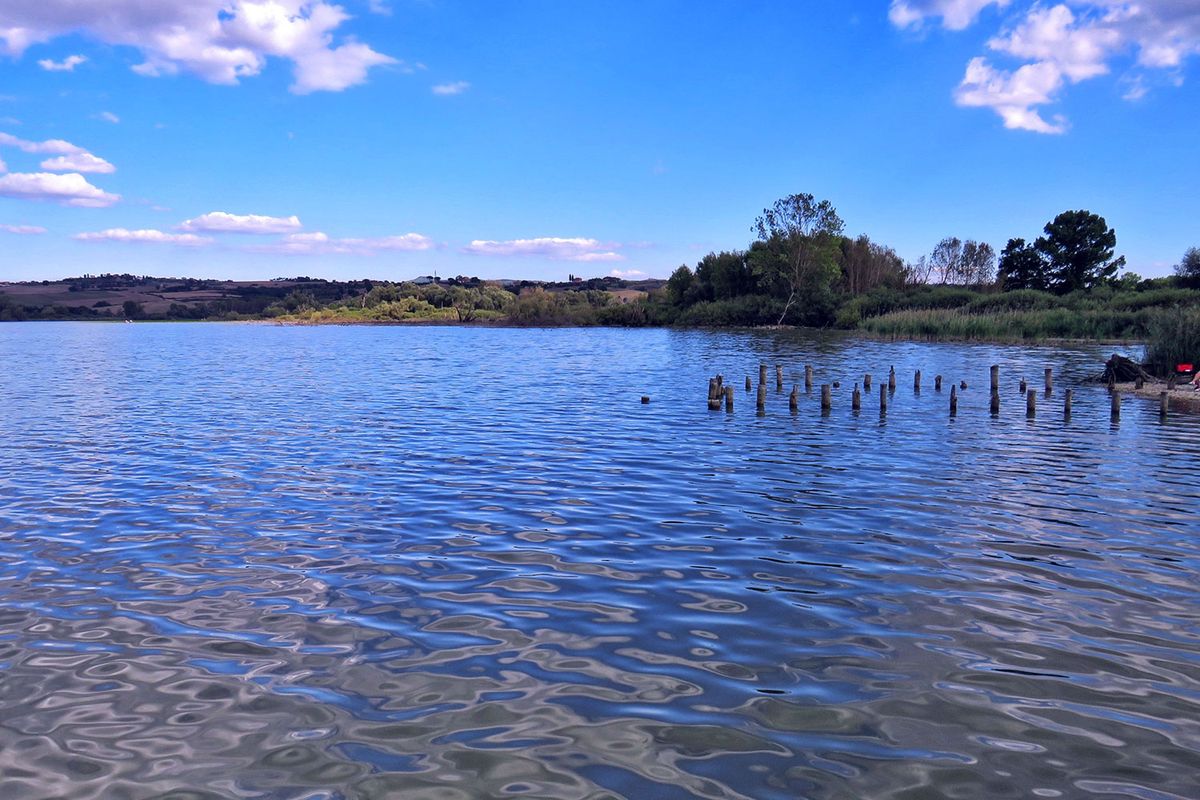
{"left": 757, "top": 383, "right": 766, "bottom": 412}
{"left": 1160, "top": 391, "right": 1169, "bottom": 418}
{"left": 641, "top": 395, "right": 650, "bottom": 404}
{"left": 759, "top": 363, "right": 767, "bottom": 387}
{"left": 805, "top": 365, "right": 814, "bottom": 392}
{"left": 1019, "top": 378, "right": 1027, "bottom": 394}
{"left": 864, "top": 373, "right": 872, "bottom": 391}
{"left": 789, "top": 385, "right": 798, "bottom": 412}
{"left": 950, "top": 384, "right": 958, "bottom": 416}
{"left": 888, "top": 366, "right": 896, "bottom": 391}
{"left": 1111, "top": 391, "right": 1121, "bottom": 421}
{"left": 1064, "top": 388, "right": 1073, "bottom": 419}
{"left": 914, "top": 370, "right": 921, "bottom": 392}
{"left": 1044, "top": 367, "right": 1053, "bottom": 393}
{"left": 725, "top": 385, "right": 734, "bottom": 413}
{"left": 990, "top": 390, "right": 1000, "bottom": 415}
{"left": 990, "top": 365, "right": 999, "bottom": 394}
{"left": 1026, "top": 389, "right": 1037, "bottom": 418}
{"left": 935, "top": 375, "right": 943, "bottom": 392}
{"left": 852, "top": 383, "right": 861, "bottom": 411}
{"left": 746, "top": 375, "right": 752, "bottom": 392}
{"left": 821, "top": 384, "right": 831, "bottom": 413}
{"left": 776, "top": 365, "right": 784, "bottom": 392}
{"left": 879, "top": 384, "right": 888, "bottom": 414}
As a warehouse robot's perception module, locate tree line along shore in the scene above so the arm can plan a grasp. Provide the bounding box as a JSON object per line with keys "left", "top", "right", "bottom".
{"left": 4, "top": 193, "right": 1199, "bottom": 375}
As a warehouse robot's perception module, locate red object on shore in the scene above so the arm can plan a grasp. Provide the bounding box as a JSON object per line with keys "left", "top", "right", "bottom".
{"left": 1177, "top": 363, "right": 1194, "bottom": 373}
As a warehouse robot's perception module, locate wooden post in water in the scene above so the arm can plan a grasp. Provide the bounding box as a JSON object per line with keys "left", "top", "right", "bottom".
{"left": 914, "top": 370, "right": 921, "bottom": 392}
{"left": 1044, "top": 368, "right": 1053, "bottom": 393}
{"left": 864, "top": 373, "right": 872, "bottom": 391}
{"left": 821, "top": 384, "right": 831, "bottom": 413}
{"left": 990, "top": 390, "right": 1000, "bottom": 415}
{"left": 852, "top": 383, "right": 861, "bottom": 411}
{"left": 1111, "top": 391, "right": 1121, "bottom": 421}
{"left": 757, "top": 383, "right": 766, "bottom": 412}
{"left": 935, "top": 375, "right": 943, "bottom": 392}
{"left": 776, "top": 365, "right": 784, "bottom": 392}
{"left": 990, "top": 365, "right": 999, "bottom": 394}
{"left": 804, "top": 365, "right": 814, "bottom": 392}
{"left": 1026, "top": 389, "right": 1036, "bottom": 418}
{"left": 1135, "top": 376, "right": 1144, "bottom": 390}
{"left": 759, "top": 364, "right": 767, "bottom": 387}
{"left": 725, "top": 386, "right": 734, "bottom": 413}
{"left": 716, "top": 374, "right": 723, "bottom": 396}
{"left": 641, "top": 396, "right": 650, "bottom": 404}
{"left": 789, "top": 385, "right": 799, "bottom": 412}
{"left": 745, "top": 375, "right": 752, "bottom": 392}
{"left": 1064, "top": 388, "right": 1073, "bottom": 419}
{"left": 879, "top": 384, "right": 888, "bottom": 414}
{"left": 1160, "top": 391, "right": 1169, "bottom": 418}
{"left": 950, "top": 384, "right": 958, "bottom": 416}
{"left": 708, "top": 378, "right": 722, "bottom": 410}
{"left": 1019, "top": 378, "right": 1027, "bottom": 394}
{"left": 888, "top": 366, "right": 896, "bottom": 391}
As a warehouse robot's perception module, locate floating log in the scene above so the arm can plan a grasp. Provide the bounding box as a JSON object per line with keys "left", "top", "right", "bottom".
{"left": 1027, "top": 389, "right": 1036, "bottom": 418}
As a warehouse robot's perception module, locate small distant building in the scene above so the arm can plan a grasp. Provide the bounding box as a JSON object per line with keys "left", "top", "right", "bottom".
{"left": 568, "top": 274, "right": 584, "bottom": 283}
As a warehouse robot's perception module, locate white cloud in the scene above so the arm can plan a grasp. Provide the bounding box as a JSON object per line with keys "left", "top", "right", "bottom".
{"left": 0, "top": 1, "right": 396, "bottom": 94}
{"left": 254, "top": 230, "right": 435, "bottom": 255}
{"left": 609, "top": 269, "right": 647, "bottom": 278}
{"left": 40, "top": 152, "right": 116, "bottom": 173}
{"left": 0, "top": 172, "right": 119, "bottom": 207}
{"left": 97, "top": 111, "right": 120, "bottom": 124}
{"left": 900, "top": 1, "right": 1200, "bottom": 133}
{"left": 0, "top": 155, "right": 5, "bottom": 172}
{"left": 368, "top": 0, "right": 391, "bottom": 16}
{"left": 74, "top": 228, "right": 212, "bottom": 245}
{"left": 37, "top": 53, "right": 86, "bottom": 71}
{"left": 179, "top": 211, "right": 303, "bottom": 234}
{"left": 0, "top": 131, "right": 84, "bottom": 155}
{"left": 432, "top": 80, "right": 470, "bottom": 96}
{"left": 0, "top": 223, "right": 46, "bottom": 234}
{"left": 889, "top": 0, "right": 1009, "bottom": 31}
{"left": 463, "top": 237, "right": 626, "bottom": 262}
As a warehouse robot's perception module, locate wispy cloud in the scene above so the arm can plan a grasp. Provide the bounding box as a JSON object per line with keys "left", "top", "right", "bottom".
{"left": 96, "top": 111, "right": 120, "bottom": 124}
{"left": 40, "top": 152, "right": 116, "bottom": 174}
{"left": 0, "top": 1, "right": 396, "bottom": 94}
{"left": 37, "top": 54, "right": 87, "bottom": 72}
{"left": 894, "top": 1, "right": 1200, "bottom": 133}
{"left": 74, "top": 228, "right": 211, "bottom": 245}
{"left": 463, "top": 237, "right": 625, "bottom": 262}
{"left": 179, "top": 211, "right": 303, "bottom": 234}
{"left": 0, "top": 172, "right": 119, "bottom": 207}
{"left": 253, "top": 231, "right": 435, "bottom": 255}
{"left": 0, "top": 224, "right": 47, "bottom": 234}
{"left": 609, "top": 269, "right": 647, "bottom": 278}
{"left": 432, "top": 81, "right": 470, "bottom": 96}
{"left": 0, "top": 131, "right": 85, "bottom": 155}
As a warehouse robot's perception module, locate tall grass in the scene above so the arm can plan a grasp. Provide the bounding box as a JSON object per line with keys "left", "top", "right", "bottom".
{"left": 1145, "top": 308, "right": 1200, "bottom": 375}
{"left": 859, "top": 308, "right": 1150, "bottom": 341}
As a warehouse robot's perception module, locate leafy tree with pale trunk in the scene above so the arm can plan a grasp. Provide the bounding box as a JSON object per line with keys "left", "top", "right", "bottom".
{"left": 752, "top": 194, "right": 844, "bottom": 325}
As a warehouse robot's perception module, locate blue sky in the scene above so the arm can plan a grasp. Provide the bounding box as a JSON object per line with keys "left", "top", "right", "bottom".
{"left": 1, "top": 0, "right": 1197, "bottom": 282}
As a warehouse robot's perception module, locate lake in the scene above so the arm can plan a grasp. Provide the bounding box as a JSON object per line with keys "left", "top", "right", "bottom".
{"left": 1, "top": 322, "right": 1198, "bottom": 800}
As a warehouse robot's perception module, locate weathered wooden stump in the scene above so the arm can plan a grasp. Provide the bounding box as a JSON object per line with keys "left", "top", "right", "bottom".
{"left": 949, "top": 385, "right": 958, "bottom": 416}
{"left": 1111, "top": 391, "right": 1121, "bottom": 421}
{"left": 1044, "top": 367, "right": 1053, "bottom": 393}
{"left": 759, "top": 364, "right": 767, "bottom": 387}
{"left": 1064, "top": 388, "right": 1073, "bottom": 419}
{"left": 821, "top": 384, "right": 831, "bottom": 413}
{"left": 1026, "top": 389, "right": 1036, "bottom": 418}
{"left": 914, "top": 370, "right": 921, "bottom": 392}
{"left": 852, "top": 384, "right": 861, "bottom": 411}
{"left": 641, "top": 396, "right": 650, "bottom": 404}
{"left": 863, "top": 373, "right": 872, "bottom": 391}
{"left": 757, "top": 383, "right": 766, "bottom": 411}
{"left": 888, "top": 367, "right": 896, "bottom": 391}
{"left": 776, "top": 365, "right": 783, "bottom": 392}
{"left": 990, "top": 390, "right": 1000, "bottom": 415}
{"left": 725, "top": 386, "right": 734, "bottom": 413}
{"left": 935, "top": 375, "right": 943, "bottom": 392}
{"left": 805, "top": 364, "right": 813, "bottom": 392}
{"left": 990, "top": 365, "right": 999, "bottom": 394}
{"left": 745, "top": 375, "right": 752, "bottom": 392}
{"left": 879, "top": 384, "right": 888, "bottom": 414}
{"left": 789, "top": 385, "right": 798, "bottom": 412}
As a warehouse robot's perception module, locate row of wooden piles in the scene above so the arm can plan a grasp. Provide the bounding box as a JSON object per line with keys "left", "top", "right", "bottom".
{"left": 705, "top": 364, "right": 1173, "bottom": 420}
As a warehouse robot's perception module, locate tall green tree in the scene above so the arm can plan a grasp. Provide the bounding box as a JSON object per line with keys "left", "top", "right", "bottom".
{"left": 996, "top": 238, "right": 1050, "bottom": 291}
{"left": 960, "top": 240, "right": 996, "bottom": 285}
{"left": 665, "top": 265, "right": 695, "bottom": 306}
{"left": 752, "top": 194, "right": 844, "bottom": 324}
{"left": 1035, "top": 210, "right": 1125, "bottom": 294}
{"left": 1174, "top": 246, "right": 1200, "bottom": 289}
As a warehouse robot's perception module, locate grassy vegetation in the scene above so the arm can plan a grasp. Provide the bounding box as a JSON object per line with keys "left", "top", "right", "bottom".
{"left": 1145, "top": 308, "right": 1200, "bottom": 375}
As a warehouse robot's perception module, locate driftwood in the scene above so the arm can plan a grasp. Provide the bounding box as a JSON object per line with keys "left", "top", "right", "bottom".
{"left": 1093, "top": 353, "right": 1155, "bottom": 384}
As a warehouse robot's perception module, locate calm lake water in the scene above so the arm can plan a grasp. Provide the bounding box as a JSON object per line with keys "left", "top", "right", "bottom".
{"left": 2, "top": 322, "right": 1199, "bottom": 800}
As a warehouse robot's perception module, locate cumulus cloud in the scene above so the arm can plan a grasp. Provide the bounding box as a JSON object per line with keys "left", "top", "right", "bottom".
{"left": 0, "top": 223, "right": 46, "bottom": 234}
{"left": 431, "top": 80, "right": 470, "bottom": 95}
{"left": 895, "top": 1, "right": 1200, "bottom": 133}
{"left": 179, "top": 211, "right": 303, "bottom": 234}
{"left": 0, "top": 172, "right": 119, "bottom": 207}
{"left": 463, "top": 237, "right": 625, "bottom": 262}
{"left": 253, "top": 230, "right": 435, "bottom": 255}
{"left": 40, "top": 152, "right": 116, "bottom": 173}
{"left": 37, "top": 53, "right": 86, "bottom": 71}
{"left": 0, "top": 1, "right": 396, "bottom": 94}
{"left": 74, "top": 228, "right": 212, "bottom": 245}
